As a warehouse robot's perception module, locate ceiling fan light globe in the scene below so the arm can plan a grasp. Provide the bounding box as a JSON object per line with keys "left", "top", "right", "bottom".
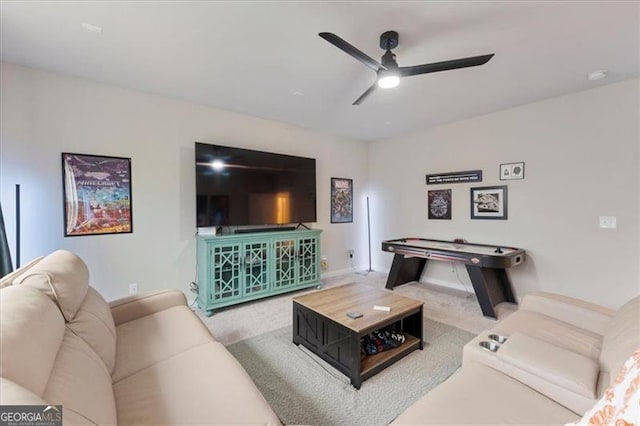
{"left": 378, "top": 75, "right": 400, "bottom": 89}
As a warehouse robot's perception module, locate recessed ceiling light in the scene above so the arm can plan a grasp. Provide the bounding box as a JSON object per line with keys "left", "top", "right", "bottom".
{"left": 210, "top": 160, "right": 225, "bottom": 171}
{"left": 81, "top": 23, "right": 103, "bottom": 34}
{"left": 293, "top": 91, "right": 305, "bottom": 97}
{"left": 587, "top": 70, "right": 608, "bottom": 81}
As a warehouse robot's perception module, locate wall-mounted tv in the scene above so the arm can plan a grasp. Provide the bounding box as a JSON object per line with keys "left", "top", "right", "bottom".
{"left": 195, "top": 142, "right": 317, "bottom": 227}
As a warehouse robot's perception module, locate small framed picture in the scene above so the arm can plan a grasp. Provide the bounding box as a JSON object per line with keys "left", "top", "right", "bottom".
{"left": 428, "top": 189, "right": 452, "bottom": 220}
{"left": 470, "top": 185, "right": 508, "bottom": 220}
{"left": 500, "top": 162, "right": 525, "bottom": 180}
{"left": 330, "top": 177, "right": 353, "bottom": 223}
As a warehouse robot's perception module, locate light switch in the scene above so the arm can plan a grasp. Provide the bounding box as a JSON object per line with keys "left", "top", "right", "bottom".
{"left": 599, "top": 216, "right": 617, "bottom": 229}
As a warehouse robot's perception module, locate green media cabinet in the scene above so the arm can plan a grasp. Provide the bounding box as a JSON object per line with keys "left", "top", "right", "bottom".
{"left": 197, "top": 229, "right": 322, "bottom": 316}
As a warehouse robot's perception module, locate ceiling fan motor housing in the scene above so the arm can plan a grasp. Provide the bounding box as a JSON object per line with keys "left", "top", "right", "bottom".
{"left": 380, "top": 30, "right": 399, "bottom": 50}
{"left": 381, "top": 50, "right": 398, "bottom": 68}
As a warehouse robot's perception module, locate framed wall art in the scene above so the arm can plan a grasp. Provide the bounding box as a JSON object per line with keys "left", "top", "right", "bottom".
{"left": 500, "top": 162, "right": 525, "bottom": 180}
{"left": 428, "top": 189, "right": 452, "bottom": 220}
{"left": 330, "top": 177, "right": 353, "bottom": 223}
{"left": 426, "top": 169, "right": 482, "bottom": 185}
{"left": 62, "top": 153, "right": 133, "bottom": 236}
{"left": 470, "top": 185, "right": 508, "bottom": 220}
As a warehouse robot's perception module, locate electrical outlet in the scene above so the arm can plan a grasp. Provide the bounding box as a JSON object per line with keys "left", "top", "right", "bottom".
{"left": 129, "top": 283, "right": 138, "bottom": 295}
{"left": 320, "top": 256, "right": 328, "bottom": 270}
{"left": 599, "top": 216, "right": 617, "bottom": 229}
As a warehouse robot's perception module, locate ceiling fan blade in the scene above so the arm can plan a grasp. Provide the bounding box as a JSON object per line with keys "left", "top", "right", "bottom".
{"left": 319, "top": 32, "right": 385, "bottom": 72}
{"left": 399, "top": 54, "right": 494, "bottom": 77}
{"left": 352, "top": 82, "right": 377, "bottom": 105}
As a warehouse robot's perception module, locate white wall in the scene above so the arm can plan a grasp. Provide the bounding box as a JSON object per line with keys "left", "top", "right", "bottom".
{"left": 369, "top": 79, "right": 639, "bottom": 309}
{"left": 3, "top": 63, "right": 638, "bottom": 308}
{"left": 0, "top": 63, "right": 369, "bottom": 301}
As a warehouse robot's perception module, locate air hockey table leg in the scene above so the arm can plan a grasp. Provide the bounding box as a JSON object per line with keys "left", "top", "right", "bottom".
{"left": 385, "top": 254, "right": 427, "bottom": 289}
{"left": 465, "top": 265, "right": 516, "bottom": 319}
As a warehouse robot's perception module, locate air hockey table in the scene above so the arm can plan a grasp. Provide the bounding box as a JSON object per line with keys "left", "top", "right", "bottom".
{"left": 382, "top": 238, "right": 526, "bottom": 318}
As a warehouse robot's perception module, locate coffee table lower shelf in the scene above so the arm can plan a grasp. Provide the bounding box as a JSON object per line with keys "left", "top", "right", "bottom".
{"left": 361, "top": 335, "right": 421, "bottom": 377}
{"left": 292, "top": 303, "right": 423, "bottom": 389}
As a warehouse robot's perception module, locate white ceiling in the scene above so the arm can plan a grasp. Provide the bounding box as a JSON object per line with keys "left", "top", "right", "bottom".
{"left": 1, "top": 1, "right": 638, "bottom": 142}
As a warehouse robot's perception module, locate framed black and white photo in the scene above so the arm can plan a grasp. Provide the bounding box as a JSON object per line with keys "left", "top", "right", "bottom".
{"left": 500, "top": 162, "right": 525, "bottom": 180}
{"left": 428, "top": 189, "right": 452, "bottom": 220}
{"left": 470, "top": 185, "right": 508, "bottom": 220}
{"left": 330, "top": 177, "right": 353, "bottom": 223}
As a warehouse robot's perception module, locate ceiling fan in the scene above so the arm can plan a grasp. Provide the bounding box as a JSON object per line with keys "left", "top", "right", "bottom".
{"left": 319, "top": 31, "right": 494, "bottom": 105}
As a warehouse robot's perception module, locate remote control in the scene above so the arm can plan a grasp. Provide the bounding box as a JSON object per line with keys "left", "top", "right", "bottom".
{"left": 346, "top": 311, "right": 363, "bottom": 319}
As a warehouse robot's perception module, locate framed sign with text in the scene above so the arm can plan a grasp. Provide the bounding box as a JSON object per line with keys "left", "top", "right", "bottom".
{"left": 427, "top": 170, "right": 482, "bottom": 185}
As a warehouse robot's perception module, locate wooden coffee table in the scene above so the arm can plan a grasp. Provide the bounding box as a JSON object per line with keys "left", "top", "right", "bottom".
{"left": 292, "top": 283, "right": 423, "bottom": 389}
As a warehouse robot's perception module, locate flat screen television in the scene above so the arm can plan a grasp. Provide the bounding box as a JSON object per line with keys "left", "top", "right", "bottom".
{"left": 195, "top": 142, "right": 317, "bottom": 227}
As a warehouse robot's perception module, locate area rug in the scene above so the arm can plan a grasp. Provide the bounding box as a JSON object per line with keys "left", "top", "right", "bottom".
{"left": 226, "top": 318, "right": 475, "bottom": 426}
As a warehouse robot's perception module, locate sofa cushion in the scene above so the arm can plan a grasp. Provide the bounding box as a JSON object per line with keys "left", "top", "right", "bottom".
{"left": 0, "top": 379, "right": 101, "bottom": 426}
{"left": 111, "top": 305, "right": 215, "bottom": 382}
{"left": 497, "top": 333, "right": 599, "bottom": 398}
{"left": 67, "top": 287, "right": 117, "bottom": 374}
{"left": 110, "top": 289, "right": 187, "bottom": 326}
{"left": 0, "top": 377, "right": 48, "bottom": 405}
{"left": 520, "top": 291, "right": 614, "bottom": 335}
{"left": 14, "top": 250, "right": 89, "bottom": 321}
{"left": 0, "top": 256, "right": 43, "bottom": 288}
{"left": 491, "top": 309, "right": 603, "bottom": 359}
{"left": 391, "top": 364, "right": 579, "bottom": 425}
{"left": 495, "top": 333, "right": 599, "bottom": 414}
{"left": 0, "top": 285, "right": 65, "bottom": 397}
{"left": 113, "top": 342, "right": 281, "bottom": 425}
{"left": 42, "top": 331, "right": 117, "bottom": 425}
{"left": 598, "top": 296, "right": 640, "bottom": 396}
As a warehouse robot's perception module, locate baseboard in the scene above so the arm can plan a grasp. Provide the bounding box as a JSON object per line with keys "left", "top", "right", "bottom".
{"left": 320, "top": 268, "right": 354, "bottom": 279}
{"left": 420, "top": 277, "right": 472, "bottom": 293}
{"left": 321, "top": 264, "right": 389, "bottom": 279}
{"left": 372, "top": 265, "right": 389, "bottom": 274}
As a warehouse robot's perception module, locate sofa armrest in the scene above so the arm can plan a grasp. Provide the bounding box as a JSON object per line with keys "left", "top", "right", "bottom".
{"left": 521, "top": 292, "right": 614, "bottom": 335}
{"left": 109, "top": 290, "right": 187, "bottom": 326}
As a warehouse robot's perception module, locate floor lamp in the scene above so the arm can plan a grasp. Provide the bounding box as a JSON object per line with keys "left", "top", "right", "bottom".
{"left": 366, "top": 196, "right": 373, "bottom": 272}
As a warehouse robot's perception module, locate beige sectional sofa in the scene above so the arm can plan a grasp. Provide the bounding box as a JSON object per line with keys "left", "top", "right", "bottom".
{"left": 393, "top": 291, "right": 639, "bottom": 425}
{"left": 0, "top": 250, "right": 280, "bottom": 425}
{"left": 3, "top": 248, "right": 637, "bottom": 426}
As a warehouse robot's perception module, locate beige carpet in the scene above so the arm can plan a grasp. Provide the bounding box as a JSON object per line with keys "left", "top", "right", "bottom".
{"left": 227, "top": 317, "right": 475, "bottom": 426}
{"left": 197, "top": 271, "right": 515, "bottom": 345}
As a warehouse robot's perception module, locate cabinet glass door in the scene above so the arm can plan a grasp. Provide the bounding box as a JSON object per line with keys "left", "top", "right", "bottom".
{"left": 273, "top": 238, "right": 296, "bottom": 289}
{"left": 242, "top": 240, "right": 270, "bottom": 296}
{"left": 297, "top": 236, "right": 319, "bottom": 285}
{"left": 211, "top": 243, "right": 242, "bottom": 302}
